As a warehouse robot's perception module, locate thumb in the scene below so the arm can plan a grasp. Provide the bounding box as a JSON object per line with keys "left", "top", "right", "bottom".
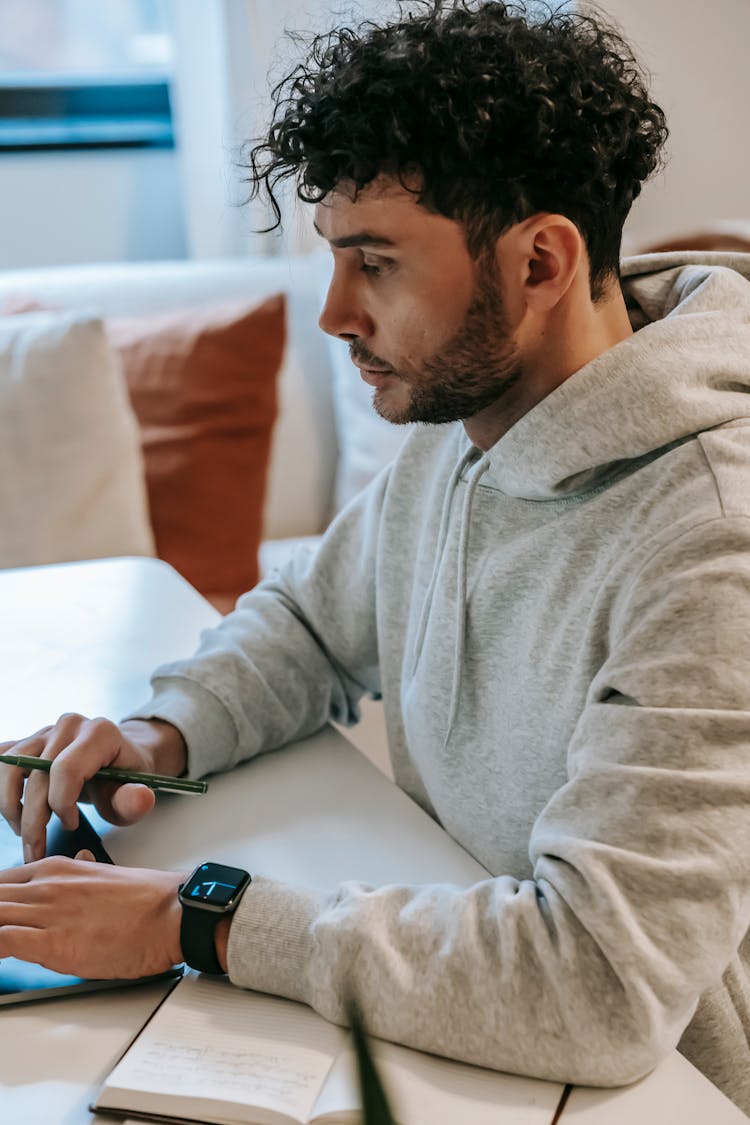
{"left": 75, "top": 849, "right": 96, "bottom": 862}
{"left": 110, "top": 781, "right": 157, "bottom": 825}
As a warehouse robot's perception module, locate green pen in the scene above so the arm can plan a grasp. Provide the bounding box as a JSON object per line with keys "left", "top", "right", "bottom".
{"left": 0, "top": 753, "right": 207, "bottom": 795}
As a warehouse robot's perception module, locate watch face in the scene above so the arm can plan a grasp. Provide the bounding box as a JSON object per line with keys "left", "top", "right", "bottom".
{"left": 181, "top": 863, "right": 250, "bottom": 909}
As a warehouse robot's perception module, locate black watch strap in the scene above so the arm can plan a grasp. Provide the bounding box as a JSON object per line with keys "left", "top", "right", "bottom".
{"left": 178, "top": 863, "right": 252, "bottom": 975}
{"left": 179, "top": 899, "right": 225, "bottom": 975}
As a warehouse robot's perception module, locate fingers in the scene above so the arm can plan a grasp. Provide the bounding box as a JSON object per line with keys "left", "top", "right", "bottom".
{"left": 0, "top": 860, "right": 35, "bottom": 883}
{"left": 3, "top": 713, "right": 128, "bottom": 864}
{"left": 0, "top": 925, "right": 44, "bottom": 963}
{"left": 0, "top": 856, "right": 78, "bottom": 883}
{"left": 45, "top": 717, "right": 124, "bottom": 825}
{"left": 0, "top": 902, "right": 40, "bottom": 926}
{"left": 2, "top": 714, "right": 163, "bottom": 865}
{"left": 0, "top": 745, "right": 26, "bottom": 835}
{"left": 19, "top": 715, "right": 90, "bottom": 862}
{"left": 0, "top": 727, "right": 52, "bottom": 834}
{"left": 108, "top": 781, "right": 156, "bottom": 826}
{"left": 50, "top": 718, "right": 161, "bottom": 831}
{"left": 75, "top": 849, "right": 96, "bottom": 862}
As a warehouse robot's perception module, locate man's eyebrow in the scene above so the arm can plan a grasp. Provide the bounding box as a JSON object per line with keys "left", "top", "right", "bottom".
{"left": 312, "top": 221, "right": 397, "bottom": 249}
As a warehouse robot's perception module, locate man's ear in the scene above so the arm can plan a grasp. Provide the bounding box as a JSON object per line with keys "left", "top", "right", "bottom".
{"left": 494, "top": 214, "right": 584, "bottom": 315}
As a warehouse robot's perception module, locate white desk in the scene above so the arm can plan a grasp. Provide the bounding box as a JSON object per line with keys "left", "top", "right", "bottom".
{"left": 0, "top": 557, "right": 746, "bottom": 1124}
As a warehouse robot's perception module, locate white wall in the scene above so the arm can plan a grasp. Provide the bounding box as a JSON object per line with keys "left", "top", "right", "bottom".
{"left": 1, "top": 0, "right": 747, "bottom": 269}
{"left": 0, "top": 148, "right": 187, "bottom": 270}
{"left": 584, "top": 0, "right": 750, "bottom": 251}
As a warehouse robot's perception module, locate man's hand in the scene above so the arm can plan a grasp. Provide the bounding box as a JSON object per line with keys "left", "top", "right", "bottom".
{"left": 0, "top": 713, "right": 188, "bottom": 863}
{"left": 0, "top": 853, "right": 185, "bottom": 980}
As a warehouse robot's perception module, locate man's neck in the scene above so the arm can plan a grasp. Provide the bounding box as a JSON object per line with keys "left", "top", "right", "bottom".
{"left": 464, "top": 282, "right": 634, "bottom": 451}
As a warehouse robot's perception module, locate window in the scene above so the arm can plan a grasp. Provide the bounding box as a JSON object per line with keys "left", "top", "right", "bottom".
{"left": 0, "top": 0, "right": 174, "bottom": 151}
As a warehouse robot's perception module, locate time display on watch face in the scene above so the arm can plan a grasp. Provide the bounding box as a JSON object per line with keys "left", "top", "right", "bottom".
{"left": 181, "top": 863, "right": 251, "bottom": 908}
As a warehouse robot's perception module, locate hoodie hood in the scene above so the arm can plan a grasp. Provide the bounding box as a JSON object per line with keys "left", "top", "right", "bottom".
{"left": 484, "top": 252, "right": 750, "bottom": 500}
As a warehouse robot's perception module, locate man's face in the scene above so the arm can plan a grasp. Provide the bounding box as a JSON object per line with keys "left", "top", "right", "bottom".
{"left": 315, "top": 178, "right": 522, "bottom": 427}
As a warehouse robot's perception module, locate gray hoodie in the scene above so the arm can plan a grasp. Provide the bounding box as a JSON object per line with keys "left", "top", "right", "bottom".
{"left": 131, "top": 253, "right": 750, "bottom": 1114}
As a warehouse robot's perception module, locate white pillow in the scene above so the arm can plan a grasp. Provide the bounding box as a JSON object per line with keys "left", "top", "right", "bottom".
{"left": 316, "top": 253, "right": 412, "bottom": 513}
{"left": 328, "top": 334, "right": 413, "bottom": 512}
{"left": 0, "top": 311, "right": 154, "bottom": 568}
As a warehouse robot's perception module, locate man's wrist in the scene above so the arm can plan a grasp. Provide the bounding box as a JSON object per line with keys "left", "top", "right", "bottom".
{"left": 160, "top": 870, "right": 187, "bottom": 969}
{"left": 120, "top": 718, "right": 188, "bottom": 778}
{"left": 178, "top": 863, "right": 249, "bottom": 974}
{"left": 214, "top": 915, "right": 232, "bottom": 973}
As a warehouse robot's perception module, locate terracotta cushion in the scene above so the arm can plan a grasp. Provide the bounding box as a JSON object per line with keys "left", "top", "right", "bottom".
{"left": 639, "top": 231, "right": 750, "bottom": 254}
{"left": 107, "top": 295, "right": 285, "bottom": 610}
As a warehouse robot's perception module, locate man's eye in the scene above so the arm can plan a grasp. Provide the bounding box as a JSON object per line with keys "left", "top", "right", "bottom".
{"left": 360, "top": 260, "right": 382, "bottom": 276}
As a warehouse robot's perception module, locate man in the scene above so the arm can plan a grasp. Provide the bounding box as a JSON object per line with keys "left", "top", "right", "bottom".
{"left": 2, "top": 1, "right": 750, "bottom": 1113}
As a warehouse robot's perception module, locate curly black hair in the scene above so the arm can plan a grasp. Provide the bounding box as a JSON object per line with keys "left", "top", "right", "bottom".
{"left": 246, "top": 1, "right": 668, "bottom": 300}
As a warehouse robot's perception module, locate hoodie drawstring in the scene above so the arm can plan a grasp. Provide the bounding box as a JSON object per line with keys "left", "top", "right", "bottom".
{"left": 443, "top": 453, "right": 491, "bottom": 748}
{"left": 409, "top": 445, "right": 478, "bottom": 677}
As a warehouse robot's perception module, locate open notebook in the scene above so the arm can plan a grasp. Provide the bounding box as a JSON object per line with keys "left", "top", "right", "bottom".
{"left": 92, "top": 973, "right": 563, "bottom": 1125}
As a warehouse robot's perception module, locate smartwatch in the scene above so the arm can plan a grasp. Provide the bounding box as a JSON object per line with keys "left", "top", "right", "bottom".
{"left": 178, "top": 861, "right": 252, "bottom": 974}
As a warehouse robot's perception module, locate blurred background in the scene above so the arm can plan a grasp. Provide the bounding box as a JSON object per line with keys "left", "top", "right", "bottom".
{"left": 0, "top": 0, "right": 747, "bottom": 270}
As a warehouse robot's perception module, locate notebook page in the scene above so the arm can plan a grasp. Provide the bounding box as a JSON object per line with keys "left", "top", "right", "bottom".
{"left": 97, "top": 974, "right": 346, "bottom": 1125}
{"left": 560, "top": 1051, "right": 748, "bottom": 1124}
{"left": 310, "top": 1040, "right": 562, "bottom": 1125}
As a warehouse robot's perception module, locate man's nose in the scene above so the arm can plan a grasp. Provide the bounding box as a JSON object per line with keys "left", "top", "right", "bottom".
{"left": 319, "top": 276, "right": 373, "bottom": 340}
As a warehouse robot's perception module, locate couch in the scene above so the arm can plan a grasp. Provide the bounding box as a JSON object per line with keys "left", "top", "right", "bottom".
{"left": 0, "top": 252, "right": 403, "bottom": 771}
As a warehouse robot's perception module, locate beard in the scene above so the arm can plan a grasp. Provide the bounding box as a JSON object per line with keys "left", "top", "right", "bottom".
{"left": 350, "top": 263, "right": 523, "bottom": 426}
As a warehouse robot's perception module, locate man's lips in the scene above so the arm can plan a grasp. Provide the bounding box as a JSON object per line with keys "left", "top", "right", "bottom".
{"left": 356, "top": 365, "right": 396, "bottom": 388}
{"left": 351, "top": 359, "right": 394, "bottom": 379}
{"left": 351, "top": 357, "right": 392, "bottom": 373}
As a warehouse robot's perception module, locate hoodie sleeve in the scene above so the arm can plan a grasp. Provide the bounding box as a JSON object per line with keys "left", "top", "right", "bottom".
{"left": 224, "top": 514, "right": 750, "bottom": 1090}
{"left": 125, "top": 469, "right": 390, "bottom": 778}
